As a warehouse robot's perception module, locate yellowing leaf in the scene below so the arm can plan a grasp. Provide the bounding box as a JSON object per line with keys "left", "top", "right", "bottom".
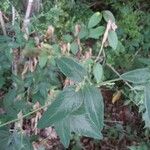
{"left": 112, "top": 90, "right": 122, "bottom": 104}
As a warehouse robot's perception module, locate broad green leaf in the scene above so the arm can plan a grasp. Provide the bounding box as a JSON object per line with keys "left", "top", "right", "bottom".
{"left": 138, "top": 58, "right": 150, "bottom": 66}
{"left": 88, "top": 12, "right": 102, "bottom": 28}
{"left": 83, "top": 85, "right": 104, "bottom": 130}
{"left": 70, "top": 42, "right": 79, "bottom": 55}
{"left": 102, "top": 10, "right": 115, "bottom": 22}
{"left": 3, "top": 89, "right": 16, "bottom": 108}
{"left": 71, "top": 103, "right": 86, "bottom": 116}
{"left": 93, "top": 63, "right": 103, "bottom": 83}
{"left": 70, "top": 114, "right": 102, "bottom": 139}
{"left": 54, "top": 113, "right": 102, "bottom": 148}
{"left": 56, "top": 57, "right": 87, "bottom": 82}
{"left": 0, "top": 130, "right": 11, "bottom": 150}
{"left": 121, "top": 68, "right": 150, "bottom": 84}
{"left": 0, "top": 131, "right": 33, "bottom": 150}
{"left": 39, "top": 53, "right": 48, "bottom": 68}
{"left": 108, "top": 31, "right": 118, "bottom": 50}
{"left": 38, "top": 86, "right": 83, "bottom": 128}
{"left": 54, "top": 117, "right": 71, "bottom": 148}
{"left": 144, "top": 84, "right": 150, "bottom": 128}
{"left": 89, "top": 26, "right": 105, "bottom": 39}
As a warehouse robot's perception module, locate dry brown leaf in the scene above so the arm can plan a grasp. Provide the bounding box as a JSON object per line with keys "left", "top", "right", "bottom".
{"left": 15, "top": 111, "right": 23, "bottom": 130}
{"left": 112, "top": 90, "right": 122, "bottom": 104}
{"left": 21, "top": 62, "right": 29, "bottom": 78}
{"left": 45, "top": 25, "right": 54, "bottom": 40}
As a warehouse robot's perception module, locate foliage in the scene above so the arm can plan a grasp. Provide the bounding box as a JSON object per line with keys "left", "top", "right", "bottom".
{"left": 0, "top": 0, "right": 150, "bottom": 149}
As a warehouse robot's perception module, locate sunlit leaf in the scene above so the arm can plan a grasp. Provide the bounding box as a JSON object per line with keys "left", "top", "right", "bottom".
{"left": 88, "top": 12, "right": 102, "bottom": 28}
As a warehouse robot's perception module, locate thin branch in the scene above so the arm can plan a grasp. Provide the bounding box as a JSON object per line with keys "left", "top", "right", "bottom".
{"left": 23, "top": 0, "right": 34, "bottom": 38}
{"left": 95, "top": 20, "right": 112, "bottom": 62}
{"left": 96, "top": 78, "right": 122, "bottom": 87}
{"left": 104, "top": 120, "right": 123, "bottom": 124}
{"left": 106, "top": 63, "right": 137, "bottom": 93}
{"left": 0, "top": 10, "right": 7, "bottom": 35}
{"left": 12, "top": 5, "right": 15, "bottom": 25}
{"left": 0, "top": 103, "right": 49, "bottom": 128}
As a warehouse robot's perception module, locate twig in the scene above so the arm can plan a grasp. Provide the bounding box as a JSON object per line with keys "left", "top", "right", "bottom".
{"left": 130, "top": 48, "right": 141, "bottom": 62}
{"left": 0, "top": 103, "right": 49, "bottom": 128}
{"left": 106, "top": 63, "right": 137, "bottom": 93}
{"left": 104, "top": 120, "right": 123, "bottom": 124}
{"left": 95, "top": 20, "right": 112, "bottom": 62}
{"left": 0, "top": 10, "right": 7, "bottom": 35}
{"left": 12, "top": 5, "right": 15, "bottom": 25}
{"left": 23, "top": 0, "right": 34, "bottom": 39}
{"left": 96, "top": 78, "right": 121, "bottom": 87}
{"left": 95, "top": 43, "right": 104, "bottom": 62}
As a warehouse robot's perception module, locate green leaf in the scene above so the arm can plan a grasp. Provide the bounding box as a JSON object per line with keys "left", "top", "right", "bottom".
{"left": 56, "top": 57, "right": 87, "bottom": 82}
{"left": 70, "top": 42, "right": 79, "bottom": 55}
{"left": 39, "top": 53, "right": 48, "bottom": 68}
{"left": 38, "top": 86, "right": 83, "bottom": 128}
{"left": 79, "top": 27, "right": 89, "bottom": 39}
{"left": 3, "top": 89, "right": 16, "bottom": 108}
{"left": 89, "top": 26, "right": 105, "bottom": 39}
{"left": 93, "top": 63, "right": 103, "bottom": 83}
{"left": 102, "top": 10, "right": 115, "bottom": 22}
{"left": 121, "top": 68, "right": 150, "bottom": 84}
{"left": 70, "top": 114, "right": 102, "bottom": 139}
{"left": 108, "top": 31, "right": 118, "bottom": 50}
{"left": 54, "top": 117, "right": 71, "bottom": 148}
{"left": 0, "top": 130, "right": 11, "bottom": 150}
{"left": 0, "top": 76, "right": 5, "bottom": 88}
{"left": 0, "top": 131, "right": 33, "bottom": 150}
{"left": 63, "top": 34, "right": 73, "bottom": 43}
{"left": 138, "top": 58, "right": 150, "bottom": 66}
{"left": 83, "top": 85, "right": 104, "bottom": 130}
{"left": 144, "top": 84, "right": 150, "bottom": 128}
{"left": 54, "top": 113, "right": 102, "bottom": 148}
{"left": 129, "top": 143, "right": 150, "bottom": 150}
{"left": 88, "top": 12, "right": 102, "bottom": 28}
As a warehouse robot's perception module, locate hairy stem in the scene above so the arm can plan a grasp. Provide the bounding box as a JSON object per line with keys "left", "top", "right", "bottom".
{"left": 0, "top": 103, "right": 49, "bottom": 128}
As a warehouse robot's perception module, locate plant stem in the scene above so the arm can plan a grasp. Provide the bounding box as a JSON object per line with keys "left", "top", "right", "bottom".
{"left": 0, "top": 10, "right": 7, "bottom": 35}
{"left": 0, "top": 103, "right": 49, "bottom": 128}
{"left": 106, "top": 63, "right": 137, "bottom": 93}
{"left": 95, "top": 43, "right": 104, "bottom": 62}
{"left": 96, "top": 78, "right": 121, "bottom": 87}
